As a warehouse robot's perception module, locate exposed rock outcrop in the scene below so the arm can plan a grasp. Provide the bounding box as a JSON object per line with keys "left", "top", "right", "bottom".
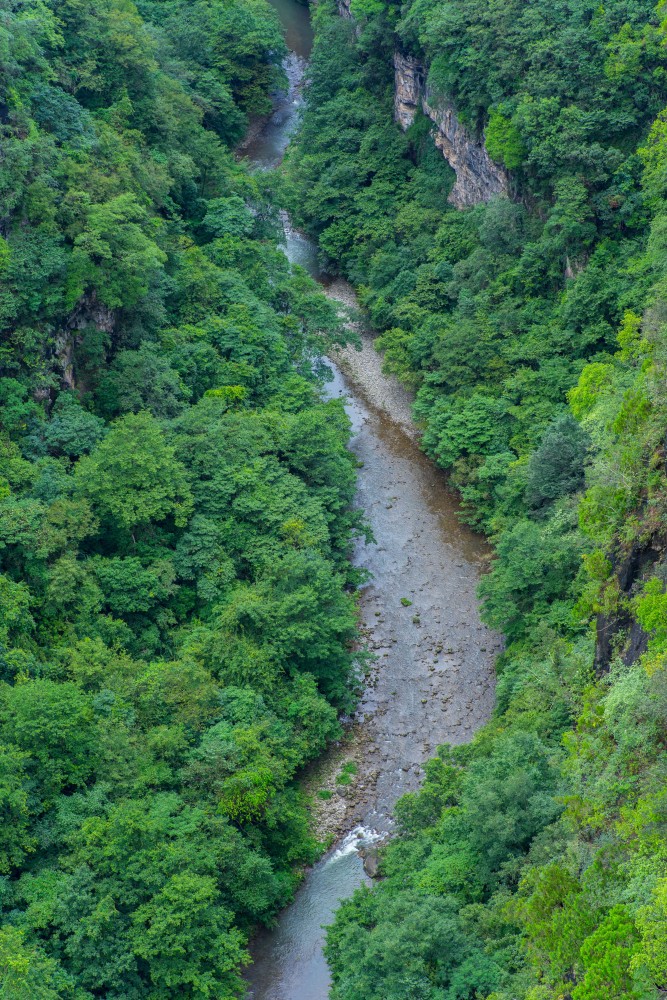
{"left": 54, "top": 294, "right": 116, "bottom": 392}
{"left": 67, "top": 292, "right": 115, "bottom": 337}
{"left": 393, "top": 51, "right": 508, "bottom": 209}
{"left": 53, "top": 332, "right": 77, "bottom": 392}
{"left": 594, "top": 538, "right": 660, "bottom": 675}
{"left": 337, "top": 0, "right": 353, "bottom": 18}
{"left": 394, "top": 51, "right": 425, "bottom": 130}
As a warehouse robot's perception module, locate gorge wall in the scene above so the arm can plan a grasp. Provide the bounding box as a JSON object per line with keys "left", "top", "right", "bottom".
{"left": 393, "top": 51, "right": 508, "bottom": 208}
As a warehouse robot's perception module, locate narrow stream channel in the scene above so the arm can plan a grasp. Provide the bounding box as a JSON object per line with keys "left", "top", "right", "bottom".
{"left": 244, "top": 4, "right": 499, "bottom": 996}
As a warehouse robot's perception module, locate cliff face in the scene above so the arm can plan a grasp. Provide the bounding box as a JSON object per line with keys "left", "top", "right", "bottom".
{"left": 394, "top": 51, "right": 425, "bottom": 129}
{"left": 393, "top": 51, "right": 508, "bottom": 209}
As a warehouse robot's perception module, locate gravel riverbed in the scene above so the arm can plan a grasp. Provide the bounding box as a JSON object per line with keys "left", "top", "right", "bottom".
{"left": 305, "top": 280, "right": 501, "bottom": 841}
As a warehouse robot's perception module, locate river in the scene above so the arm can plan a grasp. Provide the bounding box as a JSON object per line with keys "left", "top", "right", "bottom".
{"left": 244, "top": 4, "right": 499, "bottom": 996}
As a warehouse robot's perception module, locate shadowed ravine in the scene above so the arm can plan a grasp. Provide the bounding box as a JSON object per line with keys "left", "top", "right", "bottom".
{"left": 244, "top": 4, "right": 499, "bottom": 996}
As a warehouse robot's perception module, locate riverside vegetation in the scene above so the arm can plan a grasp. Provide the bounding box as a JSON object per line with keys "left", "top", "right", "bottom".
{"left": 5, "top": 0, "right": 667, "bottom": 996}
{"left": 282, "top": 0, "right": 667, "bottom": 997}
{"left": 0, "top": 1, "right": 369, "bottom": 995}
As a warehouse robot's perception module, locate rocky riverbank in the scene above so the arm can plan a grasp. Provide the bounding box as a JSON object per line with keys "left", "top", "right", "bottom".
{"left": 311, "top": 284, "right": 501, "bottom": 840}
{"left": 246, "top": 3, "right": 500, "bottom": 992}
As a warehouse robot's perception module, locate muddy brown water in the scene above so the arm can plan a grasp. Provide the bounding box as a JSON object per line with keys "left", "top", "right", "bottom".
{"left": 244, "top": 3, "right": 499, "bottom": 996}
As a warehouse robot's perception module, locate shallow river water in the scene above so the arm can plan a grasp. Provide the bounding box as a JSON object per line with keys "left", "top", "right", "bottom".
{"left": 244, "top": 4, "right": 499, "bottom": 997}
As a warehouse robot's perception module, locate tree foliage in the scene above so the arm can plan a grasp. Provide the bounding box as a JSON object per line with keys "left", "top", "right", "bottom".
{"left": 0, "top": 0, "right": 361, "bottom": 993}
{"left": 289, "top": 2, "right": 667, "bottom": 998}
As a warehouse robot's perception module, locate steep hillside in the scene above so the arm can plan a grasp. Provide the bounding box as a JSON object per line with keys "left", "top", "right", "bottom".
{"left": 0, "top": 1, "right": 363, "bottom": 995}
{"left": 284, "top": 1, "right": 667, "bottom": 996}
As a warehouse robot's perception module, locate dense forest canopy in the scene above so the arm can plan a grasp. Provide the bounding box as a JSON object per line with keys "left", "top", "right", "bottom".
{"left": 6, "top": 0, "right": 667, "bottom": 994}
{"left": 0, "top": 0, "right": 365, "bottom": 995}
{"left": 283, "top": 0, "right": 667, "bottom": 997}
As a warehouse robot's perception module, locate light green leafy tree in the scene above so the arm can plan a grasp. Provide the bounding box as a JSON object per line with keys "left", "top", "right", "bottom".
{"left": 130, "top": 872, "right": 248, "bottom": 999}
{"left": 75, "top": 412, "right": 194, "bottom": 530}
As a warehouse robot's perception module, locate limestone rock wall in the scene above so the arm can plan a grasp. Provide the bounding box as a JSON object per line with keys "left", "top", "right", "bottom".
{"left": 393, "top": 51, "right": 508, "bottom": 209}
{"left": 56, "top": 293, "right": 116, "bottom": 391}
